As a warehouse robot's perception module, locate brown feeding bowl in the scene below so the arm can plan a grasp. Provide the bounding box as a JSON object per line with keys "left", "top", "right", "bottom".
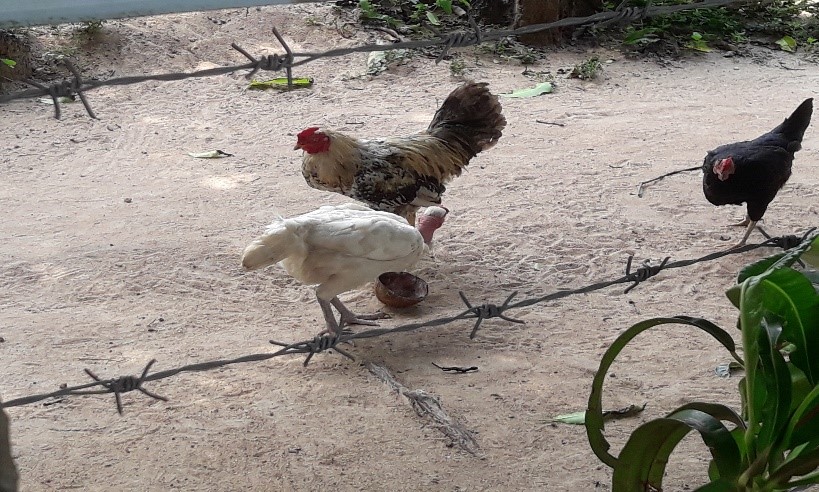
{"left": 374, "top": 272, "right": 428, "bottom": 308}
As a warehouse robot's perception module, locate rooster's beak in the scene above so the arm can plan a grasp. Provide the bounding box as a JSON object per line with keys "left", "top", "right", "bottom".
{"left": 294, "top": 143, "right": 302, "bottom": 150}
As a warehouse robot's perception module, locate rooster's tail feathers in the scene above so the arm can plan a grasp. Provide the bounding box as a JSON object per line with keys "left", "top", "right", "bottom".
{"left": 241, "top": 225, "right": 299, "bottom": 270}
{"left": 427, "top": 81, "right": 506, "bottom": 156}
{"left": 773, "top": 97, "right": 813, "bottom": 148}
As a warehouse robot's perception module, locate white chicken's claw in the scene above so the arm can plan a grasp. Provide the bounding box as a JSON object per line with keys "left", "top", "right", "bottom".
{"left": 331, "top": 297, "right": 389, "bottom": 327}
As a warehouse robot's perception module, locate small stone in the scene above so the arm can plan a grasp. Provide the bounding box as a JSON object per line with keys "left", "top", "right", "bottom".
{"left": 124, "top": 197, "right": 132, "bottom": 203}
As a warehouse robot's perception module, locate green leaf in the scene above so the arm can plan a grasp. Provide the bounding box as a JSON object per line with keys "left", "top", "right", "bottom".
{"left": 739, "top": 235, "right": 817, "bottom": 283}
{"left": 623, "top": 27, "right": 660, "bottom": 45}
{"left": 768, "top": 447, "right": 819, "bottom": 487}
{"left": 753, "top": 268, "right": 819, "bottom": 385}
{"left": 782, "top": 384, "right": 819, "bottom": 450}
{"left": 435, "top": 0, "right": 453, "bottom": 14}
{"left": 187, "top": 150, "right": 233, "bottom": 158}
{"left": 553, "top": 411, "right": 586, "bottom": 424}
{"left": 1, "top": 58, "right": 15, "bottom": 68}
{"left": 248, "top": 77, "right": 313, "bottom": 90}
{"left": 426, "top": 11, "right": 441, "bottom": 25}
{"left": 802, "top": 236, "right": 819, "bottom": 268}
{"left": 554, "top": 404, "right": 646, "bottom": 425}
{"left": 613, "top": 409, "right": 742, "bottom": 489}
{"left": 754, "top": 318, "right": 792, "bottom": 451}
{"left": 500, "top": 82, "right": 553, "bottom": 98}
{"left": 586, "top": 317, "right": 739, "bottom": 468}
{"left": 692, "top": 31, "right": 703, "bottom": 41}
{"left": 776, "top": 35, "right": 797, "bottom": 52}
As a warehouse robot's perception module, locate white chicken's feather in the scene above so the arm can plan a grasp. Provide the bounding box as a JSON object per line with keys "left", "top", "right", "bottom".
{"left": 242, "top": 204, "right": 425, "bottom": 301}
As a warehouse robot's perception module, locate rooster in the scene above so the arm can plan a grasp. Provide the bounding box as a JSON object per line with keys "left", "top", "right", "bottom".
{"left": 702, "top": 98, "right": 813, "bottom": 248}
{"left": 241, "top": 204, "right": 448, "bottom": 336}
{"left": 295, "top": 81, "right": 506, "bottom": 225}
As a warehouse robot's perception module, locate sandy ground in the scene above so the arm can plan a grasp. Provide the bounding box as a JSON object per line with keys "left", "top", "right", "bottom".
{"left": 1, "top": 3, "right": 818, "bottom": 491}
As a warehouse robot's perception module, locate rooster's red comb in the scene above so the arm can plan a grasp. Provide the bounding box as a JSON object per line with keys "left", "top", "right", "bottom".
{"left": 297, "top": 127, "right": 321, "bottom": 140}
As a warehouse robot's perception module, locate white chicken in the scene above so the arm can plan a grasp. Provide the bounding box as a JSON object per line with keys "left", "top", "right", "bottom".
{"left": 241, "top": 203, "right": 447, "bottom": 336}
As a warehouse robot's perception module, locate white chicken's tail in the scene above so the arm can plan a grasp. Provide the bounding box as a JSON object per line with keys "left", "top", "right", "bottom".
{"left": 241, "top": 224, "right": 300, "bottom": 270}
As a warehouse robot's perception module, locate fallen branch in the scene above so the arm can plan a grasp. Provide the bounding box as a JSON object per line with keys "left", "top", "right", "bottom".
{"left": 636, "top": 165, "right": 700, "bottom": 198}
{"left": 364, "top": 362, "right": 481, "bottom": 456}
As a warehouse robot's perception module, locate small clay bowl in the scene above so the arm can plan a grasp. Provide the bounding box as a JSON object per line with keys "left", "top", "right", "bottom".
{"left": 374, "top": 272, "right": 429, "bottom": 308}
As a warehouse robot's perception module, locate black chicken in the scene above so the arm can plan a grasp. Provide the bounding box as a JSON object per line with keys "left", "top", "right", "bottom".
{"left": 702, "top": 98, "right": 813, "bottom": 248}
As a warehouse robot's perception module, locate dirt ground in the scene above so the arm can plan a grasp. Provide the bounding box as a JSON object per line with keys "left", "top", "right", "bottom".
{"left": 2, "top": 3, "right": 818, "bottom": 491}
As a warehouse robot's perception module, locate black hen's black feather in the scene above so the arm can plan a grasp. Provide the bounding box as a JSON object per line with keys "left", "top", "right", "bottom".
{"left": 702, "top": 98, "right": 813, "bottom": 221}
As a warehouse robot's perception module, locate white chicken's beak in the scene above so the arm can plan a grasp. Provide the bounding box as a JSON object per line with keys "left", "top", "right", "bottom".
{"left": 294, "top": 143, "right": 303, "bottom": 150}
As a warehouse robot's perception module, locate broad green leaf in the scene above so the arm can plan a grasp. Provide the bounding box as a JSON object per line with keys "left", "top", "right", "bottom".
{"left": 1, "top": 58, "right": 15, "bottom": 68}
{"left": 768, "top": 448, "right": 819, "bottom": 487}
{"left": 426, "top": 11, "right": 440, "bottom": 25}
{"left": 500, "top": 82, "right": 553, "bottom": 98}
{"left": 248, "top": 77, "right": 313, "bottom": 90}
{"left": 788, "top": 363, "right": 812, "bottom": 415}
{"left": 586, "top": 317, "right": 739, "bottom": 468}
{"left": 675, "top": 402, "right": 746, "bottom": 429}
{"left": 739, "top": 233, "right": 817, "bottom": 284}
{"left": 753, "top": 269, "right": 819, "bottom": 384}
{"left": 737, "top": 253, "right": 786, "bottom": 283}
{"left": 776, "top": 35, "right": 797, "bottom": 52}
{"left": 187, "top": 150, "right": 233, "bottom": 158}
{"left": 782, "top": 384, "right": 819, "bottom": 449}
{"left": 612, "top": 409, "right": 742, "bottom": 489}
{"left": 755, "top": 318, "right": 792, "bottom": 451}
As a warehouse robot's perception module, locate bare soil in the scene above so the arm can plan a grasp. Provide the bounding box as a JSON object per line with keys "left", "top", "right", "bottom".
{"left": 2, "top": 4, "right": 818, "bottom": 491}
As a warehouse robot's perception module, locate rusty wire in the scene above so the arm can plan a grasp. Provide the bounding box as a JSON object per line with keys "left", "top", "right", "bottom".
{"left": 1, "top": 228, "right": 815, "bottom": 414}
{"left": 0, "top": 0, "right": 748, "bottom": 119}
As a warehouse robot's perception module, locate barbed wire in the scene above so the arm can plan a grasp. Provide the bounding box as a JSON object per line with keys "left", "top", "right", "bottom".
{"left": 0, "top": 0, "right": 749, "bottom": 119}
{"left": 2, "top": 228, "right": 815, "bottom": 414}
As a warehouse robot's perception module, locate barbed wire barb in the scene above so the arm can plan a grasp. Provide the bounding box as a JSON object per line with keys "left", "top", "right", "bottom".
{"left": 623, "top": 255, "right": 671, "bottom": 294}
{"left": 270, "top": 333, "right": 355, "bottom": 366}
{"left": 82, "top": 359, "right": 167, "bottom": 415}
{"left": 458, "top": 290, "right": 524, "bottom": 339}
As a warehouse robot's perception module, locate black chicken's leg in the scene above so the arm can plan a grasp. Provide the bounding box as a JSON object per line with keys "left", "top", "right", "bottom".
{"left": 728, "top": 220, "right": 757, "bottom": 249}
{"left": 730, "top": 216, "right": 751, "bottom": 227}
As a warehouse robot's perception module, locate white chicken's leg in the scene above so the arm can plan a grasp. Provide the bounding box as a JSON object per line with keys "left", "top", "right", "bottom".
{"left": 317, "top": 297, "right": 343, "bottom": 335}
{"left": 331, "top": 297, "right": 389, "bottom": 327}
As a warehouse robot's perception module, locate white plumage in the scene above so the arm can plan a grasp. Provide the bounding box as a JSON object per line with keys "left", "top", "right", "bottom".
{"left": 242, "top": 203, "right": 446, "bottom": 335}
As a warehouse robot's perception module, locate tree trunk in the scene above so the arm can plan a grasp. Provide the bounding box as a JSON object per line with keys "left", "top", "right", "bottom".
{"left": 480, "top": 0, "right": 604, "bottom": 45}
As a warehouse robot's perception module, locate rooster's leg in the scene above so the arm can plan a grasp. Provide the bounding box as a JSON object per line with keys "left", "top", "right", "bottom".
{"left": 730, "top": 216, "right": 751, "bottom": 227}
{"left": 331, "top": 297, "right": 389, "bottom": 327}
{"left": 728, "top": 220, "right": 757, "bottom": 250}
